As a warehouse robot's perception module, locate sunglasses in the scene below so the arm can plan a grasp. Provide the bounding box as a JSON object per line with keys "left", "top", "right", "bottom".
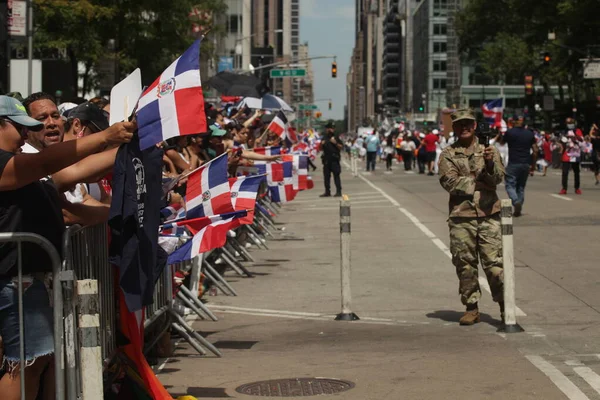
{"left": 3, "top": 118, "right": 28, "bottom": 136}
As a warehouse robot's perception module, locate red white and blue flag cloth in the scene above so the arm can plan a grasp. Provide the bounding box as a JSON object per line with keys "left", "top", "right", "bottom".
{"left": 136, "top": 39, "right": 207, "bottom": 150}
{"left": 283, "top": 154, "right": 309, "bottom": 191}
{"left": 290, "top": 142, "right": 309, "bottom": 154}
{"left": 252, "top": 146, "right": 281, "bottom": 156}
{"left": 255, "top": 162, "right": 285, "bottom": 183}
{"left": 166, "top": 210, "right": 247, "bottom": 264}
{"left": 185, "top": 153, "right": 235, "bottom": 219}
{"left": 229, "top": 174, "right": 266, "bottom": 225}
{"left": 266, "top": 111, "right": 288, "bottom": 140}
{"left": 268, "top": 161, "right": 297, "bottom": 203}
{"left": 482, "top": 98, "right": 504, "bottom": 129}
{"left": 160, "top": 202, "right": 185, "bottom": 222}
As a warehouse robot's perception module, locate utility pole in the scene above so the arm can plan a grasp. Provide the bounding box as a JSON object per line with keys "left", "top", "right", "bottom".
{"left": 26, "top": 0, "right": 31, "bottom": 95}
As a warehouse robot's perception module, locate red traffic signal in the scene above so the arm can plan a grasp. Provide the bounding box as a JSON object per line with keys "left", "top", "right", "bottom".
{"left": 331, "top": 62, "right": 337, "bottom": 78}
{"left": 524, "top": 75, "right": 533, "bottom": 95}
{"left": 543, "top": 52, "right": 551, "bottom": 66}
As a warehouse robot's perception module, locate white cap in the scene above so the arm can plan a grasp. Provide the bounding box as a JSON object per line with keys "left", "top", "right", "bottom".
{"left": 58, "top": 102, "right": 78, "bottom": 116}
{"left": 449, "top": 132, "right": 454, "bottom": 137}
{"left": 561, "top": 136, "right": 568, "bottom": 143}
{"left": 432, "top": 129, "right": 440, "bottom": 135}
{"left": 419, "top": 133, "right": 425, "bottom": 138}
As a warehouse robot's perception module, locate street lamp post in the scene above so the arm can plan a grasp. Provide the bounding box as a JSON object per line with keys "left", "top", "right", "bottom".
{"left": 234, "top": 29, "right": 283, "bottom": 71}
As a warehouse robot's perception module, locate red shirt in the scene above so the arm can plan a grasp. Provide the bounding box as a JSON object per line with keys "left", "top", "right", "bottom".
{"left": 423, "top": 133, "right": 438, "bottom": 152}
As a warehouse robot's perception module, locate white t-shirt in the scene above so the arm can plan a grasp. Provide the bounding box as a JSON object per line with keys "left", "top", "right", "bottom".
{"left": 400, "top": 141, "right": 416, "bottom": 152}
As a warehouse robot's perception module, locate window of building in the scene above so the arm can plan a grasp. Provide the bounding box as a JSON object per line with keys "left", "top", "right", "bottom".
{"left": 433, "top": 78, "right": 447, "bottom": 89}
{"left": 291, "top": 10, "right": 299, "bottom": 17}
{"left": 227, "top": 15, "right": 240, "bottom": 33}
{"left": 433, "top": 24, "right": 447, "bottom": 35}
{"left": 433, "top": 0, "right": 448, "bottom": 16}
{"left": 433, "top": 42, "right": 447, "bottom": 53}
{"left": 292, "top": 17, "right": 299, "bottom": 24}
{"left": 433, "top": 60, "right": 447, "bottom": 71}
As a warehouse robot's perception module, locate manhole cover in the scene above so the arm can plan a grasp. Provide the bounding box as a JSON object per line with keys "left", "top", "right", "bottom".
{"left": 235, "top": 378, "right": 355, "bottom": 397}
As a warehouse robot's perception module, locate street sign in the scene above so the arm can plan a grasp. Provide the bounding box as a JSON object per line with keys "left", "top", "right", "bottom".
{"left": 270, "top": 69, "right": 306, "bottom": 78}
{"left": 583, "top": 59, "right": 600, "bottom": 79}
{"left": 8, "top": 0, "right": 27, "bottom": 38}
{"left": 299, "top": 104, "right": 318, "bottom": 110}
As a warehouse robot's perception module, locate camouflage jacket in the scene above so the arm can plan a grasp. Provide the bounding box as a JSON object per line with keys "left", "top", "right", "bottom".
{"left": 438, "top": 140, "right": 505, "bottom": 218}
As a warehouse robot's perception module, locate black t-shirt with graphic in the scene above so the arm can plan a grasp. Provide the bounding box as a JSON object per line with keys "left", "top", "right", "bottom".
{"left": 0, "top": 149, "right": 65, "bottom": 278}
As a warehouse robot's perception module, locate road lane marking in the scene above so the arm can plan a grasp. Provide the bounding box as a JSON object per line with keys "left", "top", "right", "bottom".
{"left": 574, "top": 367, "right": 600, "bottom": 396}
{"left": 525, "top": 355, "right": 590, "bottom": 400}
{"left": 348, "top": 163, "right": 527, "bottom": 317}
{"left": 550, "top": 194, "right": 573, "bottom": 201}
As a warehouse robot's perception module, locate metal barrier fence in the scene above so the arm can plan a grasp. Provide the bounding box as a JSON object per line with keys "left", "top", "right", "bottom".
{"left": 0, "top": 232, "right": 65, "bottom": 400}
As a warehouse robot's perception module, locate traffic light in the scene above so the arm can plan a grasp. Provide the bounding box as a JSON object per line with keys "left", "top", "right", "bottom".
{"left": 305, "top": 111, "right": 311, "bottom": 117}
{"left": 543, "top": 52, "right": 551, "bottom": 66}
{"left": 524, "top": 75, "right": 533, "bottom": 95}
{"left": 418, "top": 103, "right": 424, "bottom": 112}
{"left": 331, "top": 62, "right": 337, "bottom": 78}
{"left": 328, "top": 101, "right": 332, "bottom": 110}
{"left": 315, "top": 112, "right": 322, "bottom": 118}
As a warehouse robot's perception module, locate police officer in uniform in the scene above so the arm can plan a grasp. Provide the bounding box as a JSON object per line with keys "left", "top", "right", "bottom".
{"left": 438, "top": 109, "right": 506, "bottom": 325}
{"left": 320, "top": 121, "right": 343, "bottom": 197}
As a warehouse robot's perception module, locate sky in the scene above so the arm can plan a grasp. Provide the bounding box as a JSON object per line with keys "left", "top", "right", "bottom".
{"left": 300, "top": 0, "right": 355, "bottom": 121}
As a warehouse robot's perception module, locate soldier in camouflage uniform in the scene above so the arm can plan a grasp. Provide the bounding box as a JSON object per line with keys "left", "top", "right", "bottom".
{"left": 438, "top": 109, "right": 506, "bottom": 325}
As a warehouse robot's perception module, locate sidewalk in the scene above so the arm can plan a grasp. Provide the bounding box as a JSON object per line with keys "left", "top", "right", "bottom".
{"left": 158, "top": 164, "right": 565, "bottom": 399}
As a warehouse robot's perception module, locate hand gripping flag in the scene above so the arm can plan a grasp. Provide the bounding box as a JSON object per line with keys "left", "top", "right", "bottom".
{"left": 283, "top": 154, "right": 308, "bottom": 190}
{"left": 252, "top": 146, "right": 281, "bottom": 156}
{"left": 265, "top": 110, "right": 288, "bottom": 140}
{"left": 136, "top": 39, "right": 207, "bottom": 150}
{"left": 482, "top": 98, "right": 504, "bottom": 128}
{"left": 229, "top": 175, "right": 266, "bottom": 224}
{"left": 268, "top": 161, "right": 297, "bottom": 203}
{"left": 160, "top": 202, "right": 185, "bottom": 222}
{"left": 186, "top": 153, "right": 235, "bottom": 219}
{"left": 167, "top": 210, "right": 247, "bottom": 264}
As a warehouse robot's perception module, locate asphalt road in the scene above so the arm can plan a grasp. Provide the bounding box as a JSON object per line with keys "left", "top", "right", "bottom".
{"left": 159, "top": 157, "right": 600, "bottom": 400}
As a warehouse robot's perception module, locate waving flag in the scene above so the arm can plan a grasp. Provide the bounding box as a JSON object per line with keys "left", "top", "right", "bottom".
{"left": 283, "top": 154, "right": 308, "bottom": 190}
{"left": 256, "top": 162, "right": 285, "bottom": 182}
{"left": 186, "top": 153, "right": 234, "bottom": 219}
{"left": 291, "top": 142, "right": 309, "bottom": 154}
{"left": 160, "top": 203, "right": 185, "bottom": 222}
{"left": 252, "top": 146, "right": 281, "bottom": 156}
{"left": 229, "top": 175, "right": 266, "bottom": 224}
{"left": 160, "top": 210, "right": 245, "bottom": 235}
{"left": 265, "top": 111, "right": 288, "bottom": 140}
{"left": 136, "top": 39, "right": 207, "bottom": 150}
{"left": 268, "top": 161, "right": 296, "bottom": 203}
{"left": 482, "top": 98, "right": 504, "bottom": 128}
{"left": 167, "top": 210, "right": 247, "bottom": 264}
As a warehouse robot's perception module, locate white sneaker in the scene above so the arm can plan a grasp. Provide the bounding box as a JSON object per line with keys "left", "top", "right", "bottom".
{"left": 215, "top": 257, "right": 224, "bottom": 265}
{"left": 244, "top": 242, "right": 253, "bottom": 249}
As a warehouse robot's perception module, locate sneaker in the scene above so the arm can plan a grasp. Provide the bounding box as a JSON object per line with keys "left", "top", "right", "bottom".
{"left": 559, "top": 189, "right": 567, "bottom": 195}
{"left": 427, "top": 172, "right": 434, "bottom": 176}
{"left": 334, "top": 193, "right": 342, "bottom": 197}
{"left": 459, "top": 309, "right": 480, "bottom": 325}
{"left": 576, "top": 189, "right": 582, "bottom": 195}
{"left": 319, "top": 193, "right": 331, "bottom": 198}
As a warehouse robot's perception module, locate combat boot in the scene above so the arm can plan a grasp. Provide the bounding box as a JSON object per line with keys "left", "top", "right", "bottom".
{"left": 459, "top": 304, "right": 480, "bottom": 325}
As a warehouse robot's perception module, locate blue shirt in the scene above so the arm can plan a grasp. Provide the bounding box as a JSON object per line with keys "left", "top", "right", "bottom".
{"left": 366, "top": 135, "right": 380, "bottom": 152}
{"left": 503, "top": 127, "right": 535, "bottom": 164}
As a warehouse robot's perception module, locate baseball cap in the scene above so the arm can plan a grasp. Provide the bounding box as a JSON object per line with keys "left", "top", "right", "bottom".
{"left": 450, "top": 108, "right": 476, "bottom": 123}
{"left": 58, "top": 102, "right": 78, "bottom": 117}
{"left": 68, "top": 102, "right": 109, "bottom": 131}
{"left": 0, "top": 95, "right": 43, "bottom": 131}
{"left": 209, "top": 125, "right": 227, "bottom": 137}
{"left": 432, "top": 129, "right": 440, "bottom": 135}
{"left": 326, "top": 121, "right": 335, "bottom": 129}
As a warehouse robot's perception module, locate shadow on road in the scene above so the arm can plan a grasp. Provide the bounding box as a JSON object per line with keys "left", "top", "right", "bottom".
{"left": 426, "top": 310, "right": 502, "bottom": 328}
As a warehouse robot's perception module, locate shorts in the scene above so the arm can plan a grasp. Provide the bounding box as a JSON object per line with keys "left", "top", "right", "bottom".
{"left": 0, "top": 278, "right": 54, "bottom": 375}
{"left": 426, "top": 151, "right": 436, "bottom": 162}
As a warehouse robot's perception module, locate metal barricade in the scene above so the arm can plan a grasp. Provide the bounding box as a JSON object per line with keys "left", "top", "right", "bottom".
{"left": 62, "top": 223, "right": 116, "bottom": 399}
{"left": 0, "top": 232, "right": 65, "bottom": 400}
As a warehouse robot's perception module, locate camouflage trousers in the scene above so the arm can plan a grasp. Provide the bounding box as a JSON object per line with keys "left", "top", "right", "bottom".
{"left": 448, "top": 215, "right": 503, "bottom": 305}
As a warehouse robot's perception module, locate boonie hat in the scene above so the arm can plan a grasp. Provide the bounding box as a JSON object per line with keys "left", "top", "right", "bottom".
{"left": 209, "top": 125, "right": 227, "bottom": 137}
{"left": 0, "top": 95, "right": 43, "bottom": 131}
{"left": 450, "top": 108, "right": 476, "bottom": 123}
{"left": 68, "top": 102, "right": 109, "bottom": 131}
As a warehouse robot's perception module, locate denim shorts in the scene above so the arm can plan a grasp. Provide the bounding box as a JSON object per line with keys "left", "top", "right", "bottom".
{"left": 0, "top": 278, "right": 54, "bottom": 374}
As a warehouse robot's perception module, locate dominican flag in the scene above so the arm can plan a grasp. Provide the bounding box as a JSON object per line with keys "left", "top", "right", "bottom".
{"left": 283, "top": 154, "right": 308, "bottom": 191}
{"left": 256, "top": 162, "right": 285, "bottom": 183}
{"left": 186, "top": 153, "right": 235, "bottom": 219}
{"left": 229, "top": 175, "right": 266, "bottom": 224}
{"left": 291, "top": 142, "right": 309, "bottom": 154}
{"left": 160, "top": 203, "right": 185, "bottom": 222}
{"left": 136, "top": 39, "right": 207, "bottom": 150}
{"left": 167, "top": 210, "right": 247, "bottom": 264}
{"left": 268, "top": 161, "right": 296, "bottom": 203}
{"left": 253, "top": 146, "right": 281, "bottom": 156}
{"left": 266, "top": 111, "right": 288, "bottom": 140}
{"left": 482, "top": 98, "right": 504, "bottom": 128}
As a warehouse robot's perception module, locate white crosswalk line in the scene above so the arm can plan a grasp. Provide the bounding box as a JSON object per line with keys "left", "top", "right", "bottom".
{"left": 574, "top": 367, "right": 600, "bottom": 396}
{"left": 525, "top": 355, "right": 590, "bottom": 400}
